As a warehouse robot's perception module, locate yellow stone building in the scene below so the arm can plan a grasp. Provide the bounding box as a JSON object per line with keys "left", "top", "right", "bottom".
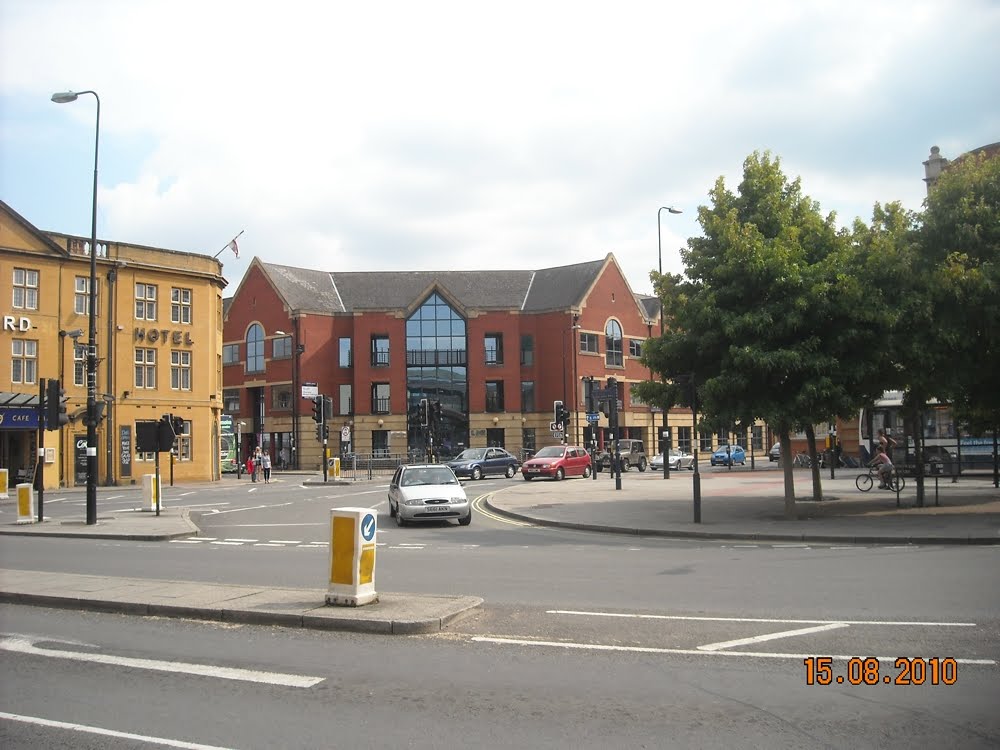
{"left": 0, "top": 201, "right": 227, "bottom": 489}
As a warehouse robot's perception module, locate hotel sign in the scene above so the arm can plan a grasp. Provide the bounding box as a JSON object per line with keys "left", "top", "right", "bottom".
{"left": 134, "top": 328, "right": 194, "bottom": 345}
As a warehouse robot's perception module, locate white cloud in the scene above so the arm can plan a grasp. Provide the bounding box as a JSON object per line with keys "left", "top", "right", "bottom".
{"left": 2, "top": 0, "right": 998, "bottom": 295}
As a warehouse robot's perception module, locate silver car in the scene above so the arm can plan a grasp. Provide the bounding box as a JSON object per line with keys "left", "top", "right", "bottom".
{"left": 650, "top": 449, "right": 694, "bottom": 471}
{"left": 388, "top": 464, "right": 471, "bottom": 527}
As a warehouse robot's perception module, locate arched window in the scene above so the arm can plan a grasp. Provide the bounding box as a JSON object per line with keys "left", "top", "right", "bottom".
{"left": 246, "top": 323, "right": 265, "bottom": 373}
{"left": 605, "top": 320, "right": 623, "bottom": 367}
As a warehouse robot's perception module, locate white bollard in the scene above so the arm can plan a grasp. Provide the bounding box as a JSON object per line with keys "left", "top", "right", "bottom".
{"left": 326, "top": 507, "right": 378, "bottom": 606}
{"left": 141, "top": 473, "right": 163, "bottom": 512}
{"left": 16, "top": 483, "right": 35, "bottom": 524}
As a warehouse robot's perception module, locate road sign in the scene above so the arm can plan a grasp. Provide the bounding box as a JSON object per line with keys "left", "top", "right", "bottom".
{"left": 549, "top": 421, "right": 564, "bottom": 432}
{"left": 592, "top": 387, "right": 616, "bottom": 399}
{"left": 341, "top": 426, "right": 351, "bottom": 441}
{"left": 302, "top": 382, "right": 318, "bottom": 399}
{"left": 586, "top": 412, "right": 600, "bottom": 423}
{"left": 551, "top": 431, "right": 564, "bottom": 440}
{"left": 361, "top": 513, "right": 376, "bottom": 542}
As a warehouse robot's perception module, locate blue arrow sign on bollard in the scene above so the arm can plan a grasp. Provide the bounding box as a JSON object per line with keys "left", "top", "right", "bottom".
{"left": 361, "top": 513, "right": 376, "bottom": 542}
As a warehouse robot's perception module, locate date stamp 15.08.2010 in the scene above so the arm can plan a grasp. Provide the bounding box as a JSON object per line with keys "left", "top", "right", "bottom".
{"left": 803, "top": 656, "right": 958, "bottom": 686}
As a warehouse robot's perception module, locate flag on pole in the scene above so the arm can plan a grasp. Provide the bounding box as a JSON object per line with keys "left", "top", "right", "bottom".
{"left": 228, "top": 239, "right": 240, "bottom": 258}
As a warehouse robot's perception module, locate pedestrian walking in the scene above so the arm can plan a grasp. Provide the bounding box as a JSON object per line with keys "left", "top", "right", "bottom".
{"left": 253, "top": 447, "right": 263, "bottom": 483}
{"left": 246, "top": 454, "right": 256, "bottom": 482}
{"left": 261, "top": 452, "right": 272, "bottom": 483}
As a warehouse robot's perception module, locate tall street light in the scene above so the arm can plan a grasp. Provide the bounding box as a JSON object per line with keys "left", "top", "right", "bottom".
{"left": 52, "top": 89, "right": 100, "bottom": 525}
{"left": 657, "top": 206, "right": 682, "bottom": 479}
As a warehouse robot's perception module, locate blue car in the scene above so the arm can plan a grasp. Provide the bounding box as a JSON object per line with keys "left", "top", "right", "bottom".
{"left": 446, "top": 447, "right": 520, "bottom": 480}
{"left": 710, "top": 444, "right": 746, "bottom": 466}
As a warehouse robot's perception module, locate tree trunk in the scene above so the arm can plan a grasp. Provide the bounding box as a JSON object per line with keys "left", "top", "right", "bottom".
{"left": 805, "top": 424, "right": 823, "bottom": 501}
{"left": 779, "top": 429, "right": 797, "bottom": 519}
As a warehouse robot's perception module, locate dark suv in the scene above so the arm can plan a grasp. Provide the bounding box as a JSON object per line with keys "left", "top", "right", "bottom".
{"left": 596, "top": 439, "right": 648, "bottom": 472}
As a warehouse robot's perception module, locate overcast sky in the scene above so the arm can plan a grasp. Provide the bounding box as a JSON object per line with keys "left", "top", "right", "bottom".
{"left": 2, "top": 0, "right": 998, "bottom": 298}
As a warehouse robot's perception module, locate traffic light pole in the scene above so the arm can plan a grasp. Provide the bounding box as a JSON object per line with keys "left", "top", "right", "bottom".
{"left": 37, "top": 379, "right": 45, "bottom": 521}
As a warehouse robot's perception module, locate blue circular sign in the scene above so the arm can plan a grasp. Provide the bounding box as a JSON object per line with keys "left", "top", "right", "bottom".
{"left": 361, "top": 513, "right": 376, "bottom": 541}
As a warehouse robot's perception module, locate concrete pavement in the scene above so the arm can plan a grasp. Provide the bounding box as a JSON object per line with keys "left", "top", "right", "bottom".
{"left": 2, "top": 467, "right": 997, "bottom": 635}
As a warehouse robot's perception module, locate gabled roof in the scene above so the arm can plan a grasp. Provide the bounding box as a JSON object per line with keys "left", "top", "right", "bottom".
{"left": 0, "top": 200, "right": 71, "bottom": 257}
{"left": 635, "top": 294, "right": 661, "bottom": 322}
{"left": 254, "top": 256, "right": 613, "bottom": 316}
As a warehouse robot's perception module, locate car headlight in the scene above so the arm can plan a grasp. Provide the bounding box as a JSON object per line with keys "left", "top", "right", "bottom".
{"left": 451, "top": 496, "right": 467, "bottom": 504}
{"left": 402, "top": 498, "right": 425, "bottom": 506}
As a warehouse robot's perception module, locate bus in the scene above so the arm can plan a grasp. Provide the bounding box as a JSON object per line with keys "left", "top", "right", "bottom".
{"left": 859, "top": 391, "right": 996, "bottom": 474}
{"left": 220, "top": 414, "right": 238, "bottom": 473}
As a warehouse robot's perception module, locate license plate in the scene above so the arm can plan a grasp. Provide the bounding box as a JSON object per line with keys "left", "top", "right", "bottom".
{"left": 425, "top": 506, "right": 450, "bottom": 512}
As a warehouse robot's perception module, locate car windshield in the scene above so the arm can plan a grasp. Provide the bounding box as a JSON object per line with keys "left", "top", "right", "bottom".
{"left": 669, "top": 450, "right": 684, "bottom": 457}
{"left": 455, "top": 449, "right": 487, "bottom": 461}
{"left": 533, "top": 446, "right": 565, "bottom": 458}
{"left": 401, "top": 467, "right": 459, "bottom": 486}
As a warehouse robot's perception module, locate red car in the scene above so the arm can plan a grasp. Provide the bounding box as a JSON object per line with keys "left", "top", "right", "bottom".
{"left": 521, "top": 445, "right": 592, "bottom": 481}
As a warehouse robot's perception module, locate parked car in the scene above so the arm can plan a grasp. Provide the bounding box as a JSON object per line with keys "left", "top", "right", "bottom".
{"left": 446, "top": 447, "right": 520, "bottom": 480}
{"left": 595, "top": 439, "right": 648, "bottom": 472}
{"left": 388, "top": 464, "right": 471, "bottom": 527}
{"left": 521, "top": 445, "right": 592, "bottom": 481}
{"left": 711, "top": 444, "right": 747, "bottom": 466}
{"left": 768, "top": 442, "right": 781, "bottom": 462}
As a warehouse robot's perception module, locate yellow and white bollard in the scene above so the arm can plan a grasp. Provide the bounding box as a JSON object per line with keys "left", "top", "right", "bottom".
{"left": 326, "top": 507, "right": 378, "bottom": 606}
{"left": 325, "top": 457, "right": 341, "bottom": 481}
{"left": 141, "top": 473, "right": 163, "bottom": 512}
{"left": 16, "top": 483, "right": 35, "bottom": 524}
{"left": 0, "top": 468, "right": 9, "bottom": 501}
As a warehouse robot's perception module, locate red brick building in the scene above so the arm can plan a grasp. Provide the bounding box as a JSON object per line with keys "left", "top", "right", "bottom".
{"left": 222, "top": 253, "right": 711, "bottom": 469}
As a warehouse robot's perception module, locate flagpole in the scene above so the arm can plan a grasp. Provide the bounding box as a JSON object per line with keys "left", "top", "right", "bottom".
{"left": 213, "top": 229, "right": 244, "bottom": 259}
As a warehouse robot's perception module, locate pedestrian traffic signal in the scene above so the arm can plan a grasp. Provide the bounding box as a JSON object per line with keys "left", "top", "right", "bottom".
{"left": 312, "top": 396, "right": 324, "bottom": 423}
{"left": 420, "top": 398, "right": 429, "bottom": 426}
{"left": 553, "top": 400, "right": 563, "bottom": 428}
{"left": 45, "top": 378, "right": 68, "bottom": 430}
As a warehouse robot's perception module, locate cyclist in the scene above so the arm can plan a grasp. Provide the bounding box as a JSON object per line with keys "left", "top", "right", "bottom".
{"left": 870, "top": 446, "right": 894, "bottom": 489}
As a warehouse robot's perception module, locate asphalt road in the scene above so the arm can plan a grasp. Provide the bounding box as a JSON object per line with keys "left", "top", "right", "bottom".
{"left": 2, "top": 474, "right": 999, "bottom": 748}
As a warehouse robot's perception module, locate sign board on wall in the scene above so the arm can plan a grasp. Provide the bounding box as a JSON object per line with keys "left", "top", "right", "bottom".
{"left": 120, "top": 425, "right": 132, "bottom": 478}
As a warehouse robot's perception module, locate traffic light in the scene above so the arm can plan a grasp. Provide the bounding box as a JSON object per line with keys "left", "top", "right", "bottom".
{"left": 172, "top": 415, "right": 185, "bottom": 436}
{"left": 311, "top": 396, "right": 323, "bottom": 423}
{"left": 432, "top": 400, "right": 442, "bottom": 422}
{"left": 553, "top": 400, "right": 564, "bottom": 428}
{"left": 556, "top": 402, "right": 570, "bottom": 428}
{"left": 323, "top": 396, "right": 333, "bottom": 421}
{"left": 45, "top": 378, "right": 68, "bottom": 430}
{"left": 420, "top": 398, "right": 429, "bottom": 426}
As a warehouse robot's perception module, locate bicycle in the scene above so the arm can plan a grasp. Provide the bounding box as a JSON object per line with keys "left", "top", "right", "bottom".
{"left": 855, "top": 465, "right": 905, "bottom": 493}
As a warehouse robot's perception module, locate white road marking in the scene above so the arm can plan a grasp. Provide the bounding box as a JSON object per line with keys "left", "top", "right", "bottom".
{"left": 0, "top": 712, "right": 233, "bottom": 750}
{"left": 698, "top": 623, "right": 850, "bottom": 651}
{"left": 253, "top": 543, "right": 286, "bottom": 547}
{"left": 223, "top": 538, "right": 258, "bottom": 543}
{"left": 269, "top": 540, "right": 303, "bottom": 544}
{"left": 184, "top": 503, "right": 231, "bottom": 509}
{"left": 179, "top": 492, "right": 196, "bottom": 496}
{"left": 213, "top": 541, "right": 244, "bottom": 546}
{"left": 0, "top": 636, "right": 324, "bottom": 687}
{"left": 171, "top": 540, "right": 203, "bottom": 544}
{"left": 211, "top": 502, "right": 293, "bottom": 515}
{"left": 471, "top": 637, "right": 996, "bottom": 665}
{"left": 546, "top": 610, "right": 978, "bottom": 627}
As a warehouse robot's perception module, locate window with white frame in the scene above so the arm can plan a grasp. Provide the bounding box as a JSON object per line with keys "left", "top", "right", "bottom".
{"left": 135, "top": 348, "right": 156, "bottom": 389}
{"left": 605, "top": 320, "right": 623, "bottom": 367}
{"left": 74, "top": 276, "right": 97, "bottom": 315}
{"left": 11, "top": 339, "right": 38, "bottom": 384}
{"left": 222, "top": 343, "right": 239, "bottom": 365}
{"left": 175, "top": 419, "right": 192, "bottom": 461}
{"left": 134, "top": 283, "right": 157, "bottom": 320}
{"left": 170, "top": 350, "right": 191, "bottom": 390}
{"left": 629, "top": 339, "right": 643, "bottom": 358}
{"left": 73, "top": 343, "right": 87, "bottom": 387}
{"left": 13, "top": 268, "right": 39, "bottom": 310}
{"left": 171, "top": 287, "right": 192, "bottom": 324}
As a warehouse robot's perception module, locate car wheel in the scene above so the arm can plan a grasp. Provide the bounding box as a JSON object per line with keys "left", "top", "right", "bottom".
{"left": 505, "top": 465, "right": 516, "bottom": 479}
{"left": 471, "top": 466, "right": 483, "bottom": 481}
{"left": 638, "top": 458, "right": 647, "bottom": 472}
{"left": 389, "top": 499, "right": 396, "bottom": 517}
{"left": 458, "top": 512, "right": 472, "bottom": 526}
{"left": 395, "top": 509, "right": 406, "bottom": 527}
{"left": 555, "top": 467, "right": 565, "bottom": 481}
{"left": 523, "top": 474, "right": 533, "bottom": 481}
{"left": 582, "top": 465, "right": 592, "bottom": 478}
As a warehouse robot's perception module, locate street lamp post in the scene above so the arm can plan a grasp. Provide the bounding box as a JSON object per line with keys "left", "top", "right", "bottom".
{"left": 53, "top": 89, "right": 100, "bottom": 525}
{"left": 657, "top": 206, "right": 682, "bottom": 479}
